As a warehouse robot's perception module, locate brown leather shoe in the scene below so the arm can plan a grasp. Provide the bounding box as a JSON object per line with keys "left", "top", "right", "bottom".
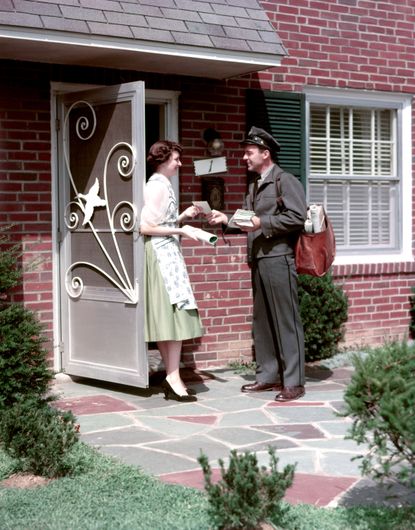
{"left": 275, "top": 386, "right": 305, "bottom": 402}
{"left": 241, "top": 381, "right": 282, "bottom": 393}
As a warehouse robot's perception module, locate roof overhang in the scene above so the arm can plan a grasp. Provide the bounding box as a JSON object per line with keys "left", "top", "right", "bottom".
{"left": 0, "top": 26, "right": 283, "bottom": 79}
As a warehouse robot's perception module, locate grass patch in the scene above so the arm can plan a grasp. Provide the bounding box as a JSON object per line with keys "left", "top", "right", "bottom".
{"left": 0, "top": 443, "right": 209, "bottom": 530}
{"left": 0, "top": 443, "right": 414, "bottom": 529}
{"left": 277, "top": 503, "right": 415, "bottom": 530}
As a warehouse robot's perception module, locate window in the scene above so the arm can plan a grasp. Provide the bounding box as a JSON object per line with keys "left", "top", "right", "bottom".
{"left": 246, "top": 88, "right": 412, "bottom": 264}
{"left": 308, "top": 104, "right": 397, "bottom": 253}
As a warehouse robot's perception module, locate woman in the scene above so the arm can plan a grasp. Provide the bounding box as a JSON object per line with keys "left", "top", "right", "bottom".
{"left": 140, "top": 140, "right": 203, "bottom": 402}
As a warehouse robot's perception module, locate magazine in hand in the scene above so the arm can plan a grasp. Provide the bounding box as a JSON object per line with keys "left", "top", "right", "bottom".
{"left": 193, "top": 228, "right": 218, "bottom": 246}
{"left": 227, "top": 209, "right": 256, "bottom": 228}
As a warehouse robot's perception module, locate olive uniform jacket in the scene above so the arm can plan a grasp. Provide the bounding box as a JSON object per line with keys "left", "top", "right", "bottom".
{"left": 244, "top": 164, "right": 307, "bottom": 263}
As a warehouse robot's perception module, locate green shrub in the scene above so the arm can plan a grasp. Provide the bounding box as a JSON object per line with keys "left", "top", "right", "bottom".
{"left": 198, "top": 447, "right": 295, "bottom": 530}
{"left": 0, "top": 233, "right": 53, "bottom": 408}
{"left": 0, "top": 230, "right": 79, "bottom": 479}
{"left": 342, "top": 342, "right": 415, "bottom": 490}
{"left": 0, "top": 235, "right": 20, "bottom": 293}
{"left": 0, "top": 304, "right": 53, "bottom": 408}
{"left": 0, "top": 397, "right": 80, "bottom": 478}
{"left": 227, "top": 360, "right": 256, "bottom": 375}
{"left": 298, "top": 273, "right": 348, "bottom": 362}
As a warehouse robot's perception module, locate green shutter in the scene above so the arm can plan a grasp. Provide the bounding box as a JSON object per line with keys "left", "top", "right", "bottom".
{"left": 246, "top": 90, "right": 306, "bottom": 188}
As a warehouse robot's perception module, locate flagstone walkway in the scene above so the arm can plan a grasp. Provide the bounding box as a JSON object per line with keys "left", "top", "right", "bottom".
{"left": 53, "top": 364, "right": 414, "bottom": 508}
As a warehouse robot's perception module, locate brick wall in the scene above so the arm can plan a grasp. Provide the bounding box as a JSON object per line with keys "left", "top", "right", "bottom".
{"left": 259, "top": 0, "right": 415, "bottom": 94}
{"left": 253, "top": 0, "right": 415, "bottom": 347}
{"left": 0, "top": 68, "right": 54, "bottom": 348}
{"left": 181, "top": 0, "right": 415, "bottom": 355}
{"left": 1, "top": 0, "right": 415, "bottom": 370}
{"left": 178, "top": 78, "right": 254, "bottom": 366}
{"left": 0, "top": 63, "right": 257, "bottom": 369}
{"left": 342, "top": 272, "right": 413, "bottom": 345}
{"left": 334, "top": 263, "right": 415, "bottom": 346}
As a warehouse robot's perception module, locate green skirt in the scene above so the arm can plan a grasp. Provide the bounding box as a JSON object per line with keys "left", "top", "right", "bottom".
{"left": 144, "top": 237, "right": 203, "bottom": 342}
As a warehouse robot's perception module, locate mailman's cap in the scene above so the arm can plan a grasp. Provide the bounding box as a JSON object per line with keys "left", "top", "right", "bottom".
{"left": 241, "top": 126, "right": 281, "bottom": 153}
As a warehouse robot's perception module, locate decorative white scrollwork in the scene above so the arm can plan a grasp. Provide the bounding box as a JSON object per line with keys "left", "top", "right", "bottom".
{"left": 64, "top": 202, "right": 82, "bottom": 230}
{"left": 73, "top": 100, "right": 96, "bottom": 141}
{"left": 63, "top": 100, "right": 138, "bottom": 304}
{"left": 66, "top": 269, "right": 84, "bottom": 298}
{"left": 112, "top": 201, "right": 138, "bottom": 232}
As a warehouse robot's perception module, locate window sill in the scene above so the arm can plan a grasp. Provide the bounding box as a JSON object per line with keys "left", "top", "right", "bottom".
{"left": 334, "top": 251, "right": 414, "bottom": 267}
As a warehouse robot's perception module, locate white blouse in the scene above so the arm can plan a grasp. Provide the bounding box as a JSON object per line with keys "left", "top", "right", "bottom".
{"left": 140, "top": 173, "right": 173, "bottom": 226}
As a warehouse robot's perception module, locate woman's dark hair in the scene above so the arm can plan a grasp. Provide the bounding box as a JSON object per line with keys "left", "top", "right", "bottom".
{"left": 147, "top": 140, "right": 183, "bottom": 172}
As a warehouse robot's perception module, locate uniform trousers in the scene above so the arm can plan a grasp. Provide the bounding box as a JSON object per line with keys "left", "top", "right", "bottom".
{"left": 252, "top": 254, "right": 305, "bottom": 387}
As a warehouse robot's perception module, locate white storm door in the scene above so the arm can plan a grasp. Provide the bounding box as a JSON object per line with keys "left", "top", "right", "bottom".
{"left": 58, "top": 82, "right": 147, "bottom": 387}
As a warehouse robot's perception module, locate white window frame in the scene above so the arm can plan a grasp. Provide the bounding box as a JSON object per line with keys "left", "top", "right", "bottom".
{"left": 304, "top": 86, "right": 412, "bottom": 266}
{"left": 145, "top": 89, "right": 180, "bottom": 198}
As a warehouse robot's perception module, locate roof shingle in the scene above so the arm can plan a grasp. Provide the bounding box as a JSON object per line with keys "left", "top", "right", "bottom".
{"left": 0, "top": 0, "right": 286, "bottom": 79}
{"left": 0, "top": 0, "right": 286, "bottom": 56}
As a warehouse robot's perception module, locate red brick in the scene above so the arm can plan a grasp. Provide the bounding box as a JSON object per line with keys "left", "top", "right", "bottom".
{"left": 1, "top": 0, "right": 414, "bottom": 368}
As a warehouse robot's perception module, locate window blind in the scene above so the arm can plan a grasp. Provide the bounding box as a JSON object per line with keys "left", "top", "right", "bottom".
{"left": 309, "top": 104, "right": 398, "bottom": 252}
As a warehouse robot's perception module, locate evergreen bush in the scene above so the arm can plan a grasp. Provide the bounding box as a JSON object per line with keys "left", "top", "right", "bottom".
{"left": 298, "top": 273, "right": 348, "bottom": 362}
{"left": 0, "top": 304, "right": 53, "bottom": 408}
{"left": 198, "top": 447, "right": 295, "bottom": 529}
{"left": 0, "top": 397, "right": 79, "bottom": 478}
{"left": 0, "top": 234, "right": 53, "bottom": 408}
{"left": 0, "top": 229, "right": 80, "bottom": 478}
{"left": 342, "top": 342, "right": 415, "bottom": 490}
{"left": 0, "top": 234, "right": 20, "bottom": 294}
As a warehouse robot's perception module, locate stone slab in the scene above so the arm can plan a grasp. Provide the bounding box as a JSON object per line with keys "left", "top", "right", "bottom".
{"left": 54, "top": 395, "right": 137, "bottom": 415}
{"left": 159, "top": 469, "right": 358, "bottom": 507}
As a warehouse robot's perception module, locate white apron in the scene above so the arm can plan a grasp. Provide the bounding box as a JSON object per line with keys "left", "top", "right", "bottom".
{"left": 149, "top": 175, "right": 197, "bottom": 310}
